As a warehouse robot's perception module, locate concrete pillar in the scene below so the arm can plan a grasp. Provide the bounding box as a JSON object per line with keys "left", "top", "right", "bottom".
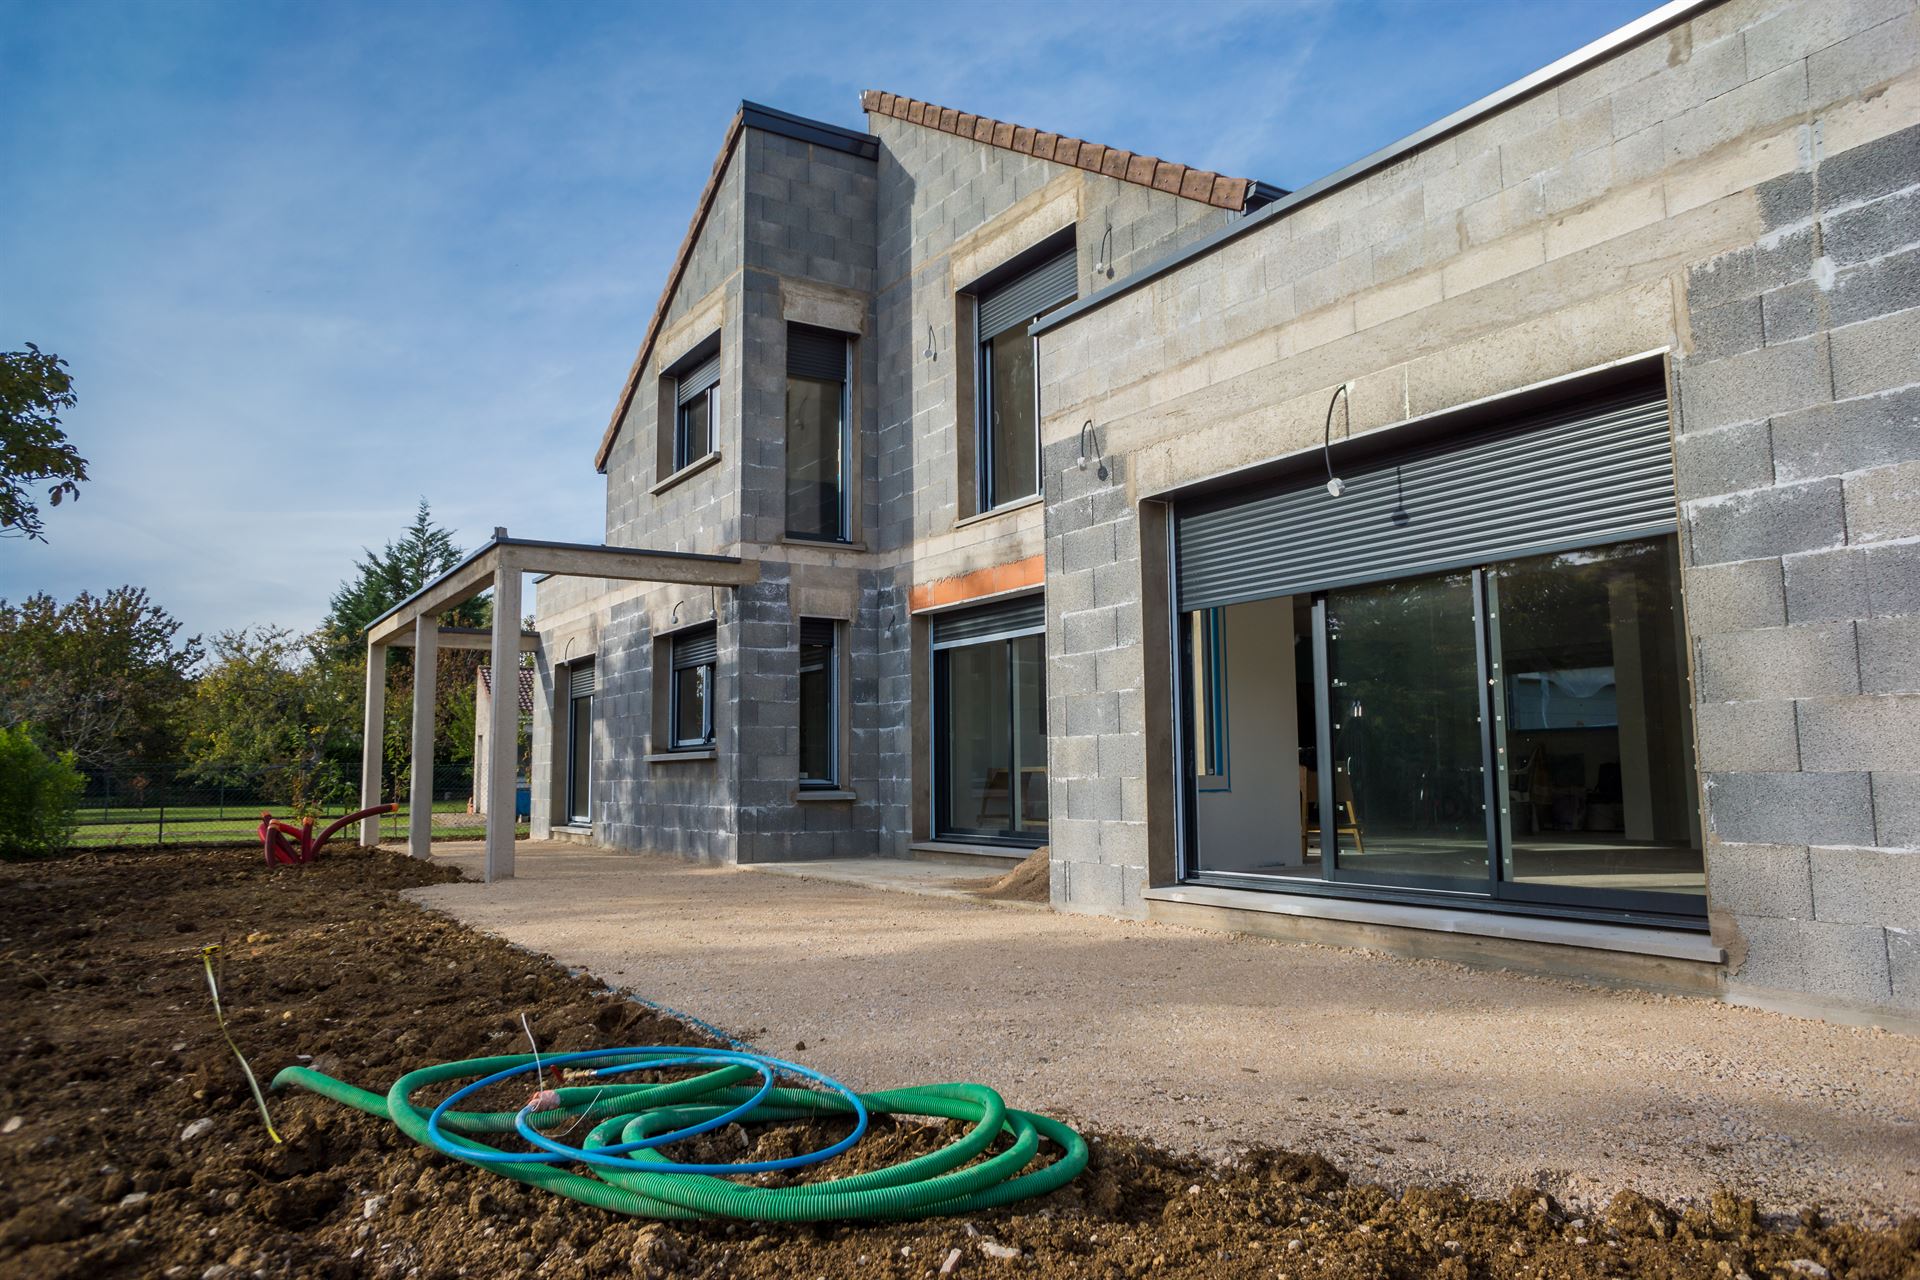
{"left": 409, "top": 616, "right": 439, "bottom": 860}
{"left": 485, "top": 560, "right": 522, "bottom": 882}
{"left": 359, "top": 642, "right": 387, "bottom": 846}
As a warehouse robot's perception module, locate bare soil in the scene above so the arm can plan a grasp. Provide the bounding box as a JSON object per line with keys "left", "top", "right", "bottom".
{"left": 962, "top": 848, "right": 1050, "bottom": 903}
{"left": 1, "top": 846, "right": 1913, "bottom": 1280}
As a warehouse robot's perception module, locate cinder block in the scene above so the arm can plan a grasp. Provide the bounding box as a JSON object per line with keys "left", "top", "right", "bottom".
{"left": 1695, "top": 623, "right": 1857, "bottom": 701}
{"left": 1844, "top": 459, "right": 1920, "bottom": 543}
{"left": 1771, "top": 385, "right": 1920, "bottom": 484}
{"left": 1729, "top": 915, "right": 1893, "bottom": 1004}
{"left": 1705, "top": 841, "right": 1814, "bottom": 918}
{"left": 1859, "top": 617, "right": 1920, "bottom": 693}
{"left": 1829, "top": 245, "right": 1920, "bottom": 328}
{"left": 1686, "top": 479, "right": 1845, "bottom": 564}
{"left": 1810, "top": 846, "right": 1919, "bottom": 928}
{"left": 1760, "top": 279, "right": 1821, "bottom": 346}
{"left": 1690, "top": 296, "right": 1768, "bottom": 361}
{"left": 1683, "top": 226, "right": 1815, "bottom": 312}
{"left": 1866, "top": 543, "right": 1920, "bottom": 617}
{"left": 1682, "top": 558, "right": 1787, "bottom": 630}
{"left": 1830, "top": 296, "right": 1920, "bottom": 400}
{"left": 1890, "top": 928, "right": 1919, "bottom": 1010}
{"left": 1675, "top": 334, "right": 1830, "bottom": 433}
{"left": 1694, "top": 699, "right": 1801, "bottom": 771}
{"left": 1798, "top": 694, "right": 1920, "bottom": 772}
{"left": 1706, "top": 770, "right": 1876, "bottom": 844}
{"left": 1675, "top": 419, "right": 1773, "bottom": 500}
{"left": 1808, "top": 10, "right": 1920, "bottom": 104}
{"left": 1783, "top": 547, "right": 1870, "bottom": 623}
{"left": 1821, "top": 186, "right": 1920, "bottom": 266}
{"left": 1063, "top": 859, "right": 1125, "bottom": 912}
{"left": 1755, "top": 167, "right": 1815, "bottom": 232}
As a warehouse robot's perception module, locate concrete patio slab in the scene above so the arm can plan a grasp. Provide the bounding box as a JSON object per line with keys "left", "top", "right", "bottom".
{"left": 400, "top": 841, "right": 1919, "bottom": 1221}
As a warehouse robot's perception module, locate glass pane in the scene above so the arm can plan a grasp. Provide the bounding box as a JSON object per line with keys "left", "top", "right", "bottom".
{"left": 798, "top": 639, "right": 834, "bottom": 784}
{"left": 678, "top": 388, "right": 712, "bottom": 466}
{"left": 1490, "top": 538, "right": 1703, "bottom": 903}
{"left": 568, "top": 695, "right": 592, "bottom": 822}
{"left": 674, "top": 664, "right": 711, "bottom": 746}
{"left": 940, "top": 641, "right": 1011, "bottom": 835}
{"left": 985, "top": 328, "right": 1037, "bottom": 505}
{"left": 1325, "top": 571, "right": 1488, "bottom": 885}
{"left": 785, "top": 375, "right": 844, "bottom": 539}
{"left": 1010, "top": 633, "right": 1047, "bottom": 833}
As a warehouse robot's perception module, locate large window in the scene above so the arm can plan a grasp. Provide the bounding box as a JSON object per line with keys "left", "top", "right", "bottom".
{"left": 933, "top": 597, "right": 1048, "bottom": 845}
{"left": 1181, "top": 536, "right": 1702, "bottom": 920}
{"left": 974, "top": 247, "right": 1075, "bottom": 512}
{"left": 669, "top": 626, "right": 716, "bottom": 749}
{"left": 672, "top": 351, "right": 720, "bottom": 472}
{"left": 566, "top": 661, "right": 594, "bottom": 825}
{"left": 786, "top": 327, "right": 850, "bottom": 541}
{"left": 798, "top": 619, "right": 837, "bottom": 787}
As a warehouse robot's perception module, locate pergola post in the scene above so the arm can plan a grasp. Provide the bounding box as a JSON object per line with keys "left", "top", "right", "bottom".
{"left": 484, "top": 558, "right": 522, "bottom": 882}
{"left": 408, "top": 616, "right": 439, "bottom": 860}
{"left": 359, "top": 641, "right": 387, "bottom": 845}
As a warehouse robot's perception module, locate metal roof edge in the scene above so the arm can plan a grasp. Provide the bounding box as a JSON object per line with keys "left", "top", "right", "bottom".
{"left": 1031, "top": 0, "right": 1719, "bottom": 340}
{"left": 741, "top": 100, "right": 880, "bottom": 159}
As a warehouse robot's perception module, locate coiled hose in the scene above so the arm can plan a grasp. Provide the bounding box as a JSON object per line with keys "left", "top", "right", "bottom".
{"left": 271, "top": 1046, "right": 1087, "bottom": 1222}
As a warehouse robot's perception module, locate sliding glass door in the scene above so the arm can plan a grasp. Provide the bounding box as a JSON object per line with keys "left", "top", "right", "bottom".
{"left": 1180, "top": 535, "right": 1702, "bottom": 922}
{"left": 935, "top": 614, "right": 1048, "bottom": 846}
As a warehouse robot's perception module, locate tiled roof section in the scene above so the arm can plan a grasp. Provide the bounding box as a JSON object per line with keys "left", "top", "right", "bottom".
{"left": 478, "top": 666, "right": 536, "bottom": 716}
{"left": 859, "top": 91, "right": 1255, "bottom": 211}
{"left": 594, "top": 110, "right": 747, "bottom": 473}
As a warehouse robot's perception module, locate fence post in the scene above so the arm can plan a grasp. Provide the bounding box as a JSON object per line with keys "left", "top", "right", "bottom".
{"left": 158, "top": 777, "right": 166, "bottom": 846}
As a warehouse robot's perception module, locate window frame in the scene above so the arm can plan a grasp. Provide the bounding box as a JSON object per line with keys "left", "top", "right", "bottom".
{"left": 930, "top": 601, "right": 1049, "bottom": 848}
{"left": 674, "top": 384, "right": 716, "bottom": 473}
{"left": 784, "top": 327, "right": 852, "bottom": 543}
{"left": 797, "top": 619, "right": 839, "bottom": 788}
{"left": 974, "top": 313, "right": 1045, "bottom": 513}
{"left": 668, "top": 627, "right": 717, "bottom": 750}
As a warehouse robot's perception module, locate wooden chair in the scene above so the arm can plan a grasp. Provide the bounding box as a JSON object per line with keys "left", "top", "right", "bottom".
{"left": 1300, "top": 765, "right": 1364, "bottom": 854}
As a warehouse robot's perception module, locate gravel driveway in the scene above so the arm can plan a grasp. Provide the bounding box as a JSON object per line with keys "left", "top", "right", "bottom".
{"left": 404, "top": 842, "right": 1918, "bottom": 1222}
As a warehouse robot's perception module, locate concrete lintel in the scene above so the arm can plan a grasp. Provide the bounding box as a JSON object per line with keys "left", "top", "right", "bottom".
{"left": 389, "top": 626, "right": 541, "bottom": 652}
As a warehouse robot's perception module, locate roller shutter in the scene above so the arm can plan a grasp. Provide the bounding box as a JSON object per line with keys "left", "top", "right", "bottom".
{"left": 568, "top": 661, "right": 595, "bottom": 699}
{"left": 977, "top": 251, "right": 1076, "bottom": 340}
{"left": 671, "top": 627, "right": 717, "bottom": 668}
{"left": 787, "top": 327, "right": 848, "bottom": 382}
{"left": 930, "top": 594, "right": 1045, "bottom": 648}
{"left": 676, "top": 353, "right": 720, "bottom": 405}
{"left": 1174, "top": 392, "right": 1676, "bottom": 612}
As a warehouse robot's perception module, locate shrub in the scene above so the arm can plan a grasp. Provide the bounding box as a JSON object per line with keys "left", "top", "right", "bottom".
{"left": 0, "top": 725, "right": 83, "bottom": 858}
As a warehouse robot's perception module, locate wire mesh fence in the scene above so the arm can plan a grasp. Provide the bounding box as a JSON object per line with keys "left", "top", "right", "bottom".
{"left": 73, "top": 761, "right": 529, "bottom": 849}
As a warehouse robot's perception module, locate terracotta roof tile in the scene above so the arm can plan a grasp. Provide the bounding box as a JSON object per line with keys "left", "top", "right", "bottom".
{"left": 858, "top": 90, "right": 1258, "bottom": 213}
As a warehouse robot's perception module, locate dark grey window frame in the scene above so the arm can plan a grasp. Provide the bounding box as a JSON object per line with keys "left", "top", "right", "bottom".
{"left": 785, "top": 327, "right": 853, "bottom": 543}
{"left": 797, "top": 618, "right": 839, "bottom": 788}
{"left": 565, "top": 661, "right": 594, "bottom": 826}
{"left": 669, "top": 626, "right": 717, "bottom": 750}
{"left": 672, "top": 350, "right": 721, "bottom": 473}
{"left": 929, "top": 595, "right": 1048, "bottom": 848}
{"left": 970, "top": 242, "right": 1075, "bottom": 514}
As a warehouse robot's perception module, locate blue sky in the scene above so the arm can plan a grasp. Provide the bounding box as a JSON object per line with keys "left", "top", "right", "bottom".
{"left": 1, "top": 0, "right": 1655, "bottom": 640}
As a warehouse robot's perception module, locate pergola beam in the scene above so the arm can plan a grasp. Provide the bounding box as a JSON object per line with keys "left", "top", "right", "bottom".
{"left": 390, "top": 626, "right": 540, "bottom": 652}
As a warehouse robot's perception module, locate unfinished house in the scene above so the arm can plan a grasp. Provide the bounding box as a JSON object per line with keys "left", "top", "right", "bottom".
{"left": 368, "top": 0, "right": 1920, "bottom": 1028}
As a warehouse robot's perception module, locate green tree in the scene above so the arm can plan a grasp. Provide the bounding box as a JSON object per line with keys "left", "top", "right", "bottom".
{"left": 322, "top": 498, "right": 488, "bottom": 654}
{"left": 0, "top": 587, "right": 203, "bottom": 769}
{"left": 181, "top": 627, "right": 360, "bottom": 811}
{"left": 0, "top": 344, "right": 88, "bottom": 542}
{"left": 0, "top": 725, "right": 83, "bottom": 858}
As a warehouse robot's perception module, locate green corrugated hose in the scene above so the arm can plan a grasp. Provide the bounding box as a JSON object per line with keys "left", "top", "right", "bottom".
{"left": 271, "top": 1052, "right": 1087, "bottom": 1222}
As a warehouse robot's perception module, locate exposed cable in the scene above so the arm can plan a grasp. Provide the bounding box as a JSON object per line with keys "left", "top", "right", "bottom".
{"left": 1322, "top": 382, "right": 1352, "bottom": 498}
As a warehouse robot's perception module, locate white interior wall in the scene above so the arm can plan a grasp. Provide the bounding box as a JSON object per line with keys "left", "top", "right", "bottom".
{"left": 1196, "top": 596, "right": 1304, "bottom": 871}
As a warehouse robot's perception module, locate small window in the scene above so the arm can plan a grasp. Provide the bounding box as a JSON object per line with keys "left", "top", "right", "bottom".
{"left": 786, "top": 326, "right": 850, "bottom": 541}
{"left": 974, "top": 248, "right": 1075, "bottom": 511}
{"left": 673, "top": 351, "right": 720, "bottom": 472}
{"left": 567, "top": 660, "right": 595, "bottom": 823}
{"left": 1189, "top": 610, "right": 1228, "bottom": 792}
{"left": 798, "top": 619, "right": 837, "bottom": 787}
{"left": 669, "top": 626, "right": 717, "bottom": 749}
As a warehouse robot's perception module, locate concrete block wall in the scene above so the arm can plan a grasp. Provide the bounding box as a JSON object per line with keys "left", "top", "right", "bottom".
{"left": 1677, "top": 119, "right": 1920, "bottom": 1012}
{"left": 1032, "top": 0, "right": 1920, "bottom": 1017}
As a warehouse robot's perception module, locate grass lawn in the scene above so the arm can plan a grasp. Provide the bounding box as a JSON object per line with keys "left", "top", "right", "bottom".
{"left": 71, "top": 798, "right": 524, "bottom": 847}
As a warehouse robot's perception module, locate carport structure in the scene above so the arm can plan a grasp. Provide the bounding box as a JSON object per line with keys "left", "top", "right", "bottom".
{"left": 359, "top": 530, "right": 758, "bottom": 881}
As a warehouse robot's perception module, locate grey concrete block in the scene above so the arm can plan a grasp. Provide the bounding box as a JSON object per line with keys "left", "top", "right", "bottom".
{"left": 1783, "top": 548, "right": 1870, "bottom": 623}
{"left": 1705, "top": 842, "right": 1814, "bottom": 918}
{"left": 1706, "top": 771, "right": 1876, "bottom": 845}
{"left": 1821, "top": 186, "right": 1920, "bottom": 266}
{"left": 1798, "top": 694, "right": 1920, "bottom": 772}
{"left": 1686, "top": 479, "right": 1846, "bottom": 564}
{"left": 1844, "top": 459, "right": 1920, "bottom": 543}
{"left": 1062, "top": 859, "right": 1125, "bottom": 912}
{"left": 1676, "top": 334, "right": 1830, "bottom": 433}
{"left": 1859, "top": 616, "right": 1920, "bottom": 693}
{"left": 1695, "top": 622, "right": 1858, "bottom": 702}
{"left": 1891, "top": 928, "right": 1919, "bottom": 1010}
{"left": 1755, "top": 167, "right": 1814, "bottom": 232}
{"left": 1690, "top": 296, "right": 1766, "bottom": 361}
{"left": 1683, "top": 558, "right": 1786, "bottom": 630}
{"left": 1866, "top": 543, "right": 1920, "bottom": 617}
{"left": 1729, "top": 915, "right": 1892, "bottom": 1004}
{"left": 1760, "top": 279, "right": 1821, "bottom": 346}
{"left": 1871, "top": 772, "right": 1920, "bottom": 847}
{"left": 1829, "top": 304, "right": 1920, "bottom": 400}
{"left": 1676, "top": 420, "right": 1773, "bottom": 500}
{"left": 1829, "top": 244, "right": 1920, "bottom": 327}
{"left": 1810, "top": 846, "right": 1919, "bottom": 928}
{"left": 1771, "top": 385, "right": 1920, "bottom": 484}
{"left": 1694, "top": 699, "right": 1801, "bottom": 771}
{"left": 1683, "top": 227, "right": 1815, "bottom": 311}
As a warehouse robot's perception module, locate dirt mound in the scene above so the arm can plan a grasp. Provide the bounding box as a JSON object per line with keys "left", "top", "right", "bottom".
{"left": 963, "top": 846, "right": 1050, "bottom": 902}
{"left": 2, "top": 844, "right": 1914, "bottom": 1279}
